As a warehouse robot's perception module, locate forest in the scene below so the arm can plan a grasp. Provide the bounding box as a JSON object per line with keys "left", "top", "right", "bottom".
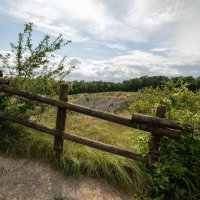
{"left": 68, "top": 75, "right": 200, "bottom": 94}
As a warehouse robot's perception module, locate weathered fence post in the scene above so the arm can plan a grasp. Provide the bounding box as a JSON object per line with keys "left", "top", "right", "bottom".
{"left": 54, "top": 84, "right": 69, "bottom": 158}
{"left": 148, "top": 104, "right": 166, "bottom": 161}
{"left": 0, "top": 70, "right": 3, "bottom": 78}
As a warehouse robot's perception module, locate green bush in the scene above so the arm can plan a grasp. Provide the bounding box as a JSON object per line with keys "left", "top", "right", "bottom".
{"left": 130, "top": 80, "right": 200, "bottom": 199}
{"left": 0, "top": 22, "right": 72, "bottom": 118}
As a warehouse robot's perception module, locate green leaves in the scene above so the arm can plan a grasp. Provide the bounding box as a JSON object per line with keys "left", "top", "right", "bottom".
{"left": 130, "top": 80, "right": 200, "bottom": 199}
{"left": 1, "top": 22, "right": 72, "bottom": 81}
{"left": 0, "top": 22, "right": 73, "bottom": 118}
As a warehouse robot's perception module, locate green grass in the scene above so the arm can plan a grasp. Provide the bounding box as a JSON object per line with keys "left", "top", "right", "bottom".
{"left": 0, "top": 92, "right": 149, "bottom": 198}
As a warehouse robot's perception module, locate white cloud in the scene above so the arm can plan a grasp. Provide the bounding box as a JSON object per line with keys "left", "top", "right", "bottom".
{"left": 0, "top": 0, "right": 148, "bottom": 42}
{"left": 0, "top": 0, "right": 200, "bottom": 81}
{"left": 105, "top": 43, "right": 127, "bottom": 51}
{"left": 1, "top": 49, "right": 199, "bottom": 82}
{"left": 150, "top": 48, "right": 169, "bottom": 52}
{"left": 1, "top": 0, "right": 200, "bottom": 46}
{"left": 66, "top": 50, "right": 200, "bottom": 82}
{"left": 0, "top": 0, "right": 89, "bottom": 42}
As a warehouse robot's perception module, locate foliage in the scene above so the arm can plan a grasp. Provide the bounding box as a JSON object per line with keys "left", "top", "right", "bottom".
{"left": 45, "top": 76, "right": 200, "bottom": 96}
{"left": 0, "top": 22, "right": 72, "bottom": 116}
{"left": 0, "top": 23, "right": 72, "bottom": 81}
{"left": 130, "top": 80, "right": 200, "bottom": 199}
{"left": 20, "top": 76, "right": 199, "bottom": 98}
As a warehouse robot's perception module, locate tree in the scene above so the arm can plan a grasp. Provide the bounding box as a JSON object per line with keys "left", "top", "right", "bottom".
{"left": 0, "top": 22, "right": 73, "bottom": 93}
{"left": 0, "top": 22, "right": 73, "bottom": 116}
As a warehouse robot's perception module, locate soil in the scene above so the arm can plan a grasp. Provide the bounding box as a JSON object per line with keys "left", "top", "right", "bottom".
{"left": 74, "top": 94, "right": 132, "bottom": 112}
{"left": 0, "top": 155, "right": 134, "bottom": 200}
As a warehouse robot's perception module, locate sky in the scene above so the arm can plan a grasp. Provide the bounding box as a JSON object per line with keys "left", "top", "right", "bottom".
{"left": 0, "top": 0, "right": 200, "bottom": 82}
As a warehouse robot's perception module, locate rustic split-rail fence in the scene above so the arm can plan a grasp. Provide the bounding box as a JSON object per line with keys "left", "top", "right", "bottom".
{"left": 0, "top": 72, "right": 196, "bottom": 164}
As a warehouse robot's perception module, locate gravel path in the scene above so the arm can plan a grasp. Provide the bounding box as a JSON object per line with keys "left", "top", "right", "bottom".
{"left": 0, "top": 156, "right": 133, "bottom": 200}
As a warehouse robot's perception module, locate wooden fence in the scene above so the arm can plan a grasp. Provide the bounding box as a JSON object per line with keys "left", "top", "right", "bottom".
{"left": 0, "top": 73, "right": 196, "bottom": 164}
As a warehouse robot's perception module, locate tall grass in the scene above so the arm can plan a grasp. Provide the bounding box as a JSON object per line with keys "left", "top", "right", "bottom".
{"left": 0, "top": 93, "right": 148, "bottom": 198}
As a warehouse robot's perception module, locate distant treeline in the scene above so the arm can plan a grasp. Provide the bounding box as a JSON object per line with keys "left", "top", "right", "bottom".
{"left": 67, "top": 76, "right": 200, "bottom": 94}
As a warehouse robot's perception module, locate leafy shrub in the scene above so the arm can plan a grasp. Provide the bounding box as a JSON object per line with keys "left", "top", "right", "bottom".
{"left": 0, "top": 23, "right": 72, "bottom": 117}
{"left": 130, "top": 80, "right": 200, "bottom": 199}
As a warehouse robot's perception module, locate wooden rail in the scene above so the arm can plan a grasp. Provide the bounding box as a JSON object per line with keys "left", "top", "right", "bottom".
{"left": 0, "top": 111, "right": 150, "bottom": 163}
{"left": 0, "top": 84, "right": 181, "bottom": 140}
{"left": 132, "top": 113, "right": 196, "bottom": 131}
{"left": 0, "top": 75, "right": 191, "bottom": 164}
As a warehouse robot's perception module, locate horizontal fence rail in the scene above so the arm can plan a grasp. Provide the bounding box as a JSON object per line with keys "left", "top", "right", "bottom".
{"left": 132, "top": 113, "right": 197, "bottom": 132}
{"left": 0, "top": 111, "right": 151, "bottom": 163}
{"left": 0, "top": 84, "right": 181, "bottom": 140}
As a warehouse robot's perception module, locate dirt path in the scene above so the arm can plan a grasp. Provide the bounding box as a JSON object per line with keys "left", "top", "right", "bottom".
{"left": 0, "top": 155, "right": 134, "bottom": 200}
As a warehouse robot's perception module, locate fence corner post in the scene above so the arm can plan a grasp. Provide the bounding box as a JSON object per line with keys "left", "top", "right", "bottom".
{"left": 148, "top": 104, "right": 166, "bottom": 162}
{"left": 54, "top": 84, "right": 69, "bottom": 159}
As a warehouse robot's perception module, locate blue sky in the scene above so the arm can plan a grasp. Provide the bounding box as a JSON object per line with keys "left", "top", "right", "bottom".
{"left": 0, "top": 0, "right": 200, "bottom": 82}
